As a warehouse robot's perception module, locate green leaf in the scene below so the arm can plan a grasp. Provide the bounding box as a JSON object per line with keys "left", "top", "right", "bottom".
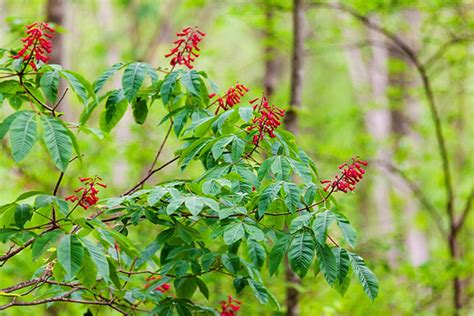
{"left": 258, "top": 182, "right": 281, "bottom": 217}
{"left": 348, "top": 252, "right": 379, "bottom": 300}
{"left": 9, "top": 111, "right": 37, "bottom": 162}
{"left": 180, "top": 70, "right": 201, "bottom": 97}
{"left": 243, "top": 224, "right": 265, "bottom": 241}
{"left": 185, "top": 196, "right": 204, "bottom": 216}
{"left": 247, "top": 239, "right": 265, "bottom": 269}
{"left": 131, "top": 98, "right": 148, "bottom": 124}
{"left": 147, "top": 187, "right": 166, "bottom": 206}
{"left": 195, "top": 277, "right": 209, "bottom": 299}
{"left": 40, "top": 70, "right": 60, "bottom": 103}
{"left": 144, "top": 63, "right": 158, "bottom": 84}
{"left": 238, "top": 106, "right": 253, "bottom": 122}
{"left": 313, "top": 210, "right": 335, "bottom": 244}
{"left": 137, "top": 228, "right": 174, "bottom": 266}
{"left": 160, "top": 71, "right": 180, "bottom": 106}
{"left": 32, "top": 230, "right": 62, "bottom": 260}
{"left": 231, "top": 137, "right": 245, "bottom": 162}
{"left": 57, "top": 234, "right": 85, "bottom": 278}
{"left": 269, "top": 235, "right": 289, "bottom": 276}
{"left": 223, "top": 222, "right": 245, "bottom": 245}
{"left": 211, "top": 136, "right": 233, "bottom": 159}
{"left": 175, "top": 277, "right": 197, "bottom": 299}
{"left": 60, "top": 70, "right": 89, "bottom": 105}
{"left": 332, "top": 247, "right": 350, "bottom": 283}
{"left": 315, "top": 240, "right": 337, "bottom": 285}
{"left": 82, "top": 238, "right": 110, "bottom": 282}
{"left": 334, "top": 212, "right": 357, "bottom": 248}
{"left": 248, "top": 279, "right": 269, "bottom": 304}
{"left": 41, "top": 116, "right": 73, "bottom": 171}
{"left": 14, "top": 204, "right": 32, "bottom": 228}
{"left": 122, "top": 62, "right": 146, "bottom": 101}
{"left": 166, "top": 197, "right": 185, "bottom": 215}
{"left": 0, "top": 111, "right": 22, "bottom": 140}
{"left": 283, "top": 182, "right": 301, "bottom": 213}
{"left": 288, "top": 229, "right": 315, "bottom": 278}
{"left": 78, "top": 252, "right": 97, "bottom": 287}
{"left": 99, "top": 89, "right": 128, "bottom": 132}
{"left": 93, "top": 63, "right": 124, "bottom": 94}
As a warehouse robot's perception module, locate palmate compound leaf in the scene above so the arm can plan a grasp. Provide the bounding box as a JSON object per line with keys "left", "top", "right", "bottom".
{"left": 288, "top": 229, "right": 315, "bottom": 278}
{"left": 349, "top": 252, "right": 379, "bottom": 300}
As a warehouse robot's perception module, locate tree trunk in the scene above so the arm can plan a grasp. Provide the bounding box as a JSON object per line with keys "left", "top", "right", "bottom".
{"left": 388, "top": 9, "right": 429, "bottom": 266}
{"left": 285, "top": 0, "right": 305, "bottom": 315}
{"left": 263, "top": 1, "right": 278, "bottom": 98}
{"left": 46, "top": 0, "right": 70, "bottom": 119}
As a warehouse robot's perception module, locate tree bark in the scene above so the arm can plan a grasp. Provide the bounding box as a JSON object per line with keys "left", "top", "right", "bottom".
{"left": 285, "top": 0, "right": 305, "bottom": 315}
{"left": 263, "top": 1, "right": 279, "bottom": 98}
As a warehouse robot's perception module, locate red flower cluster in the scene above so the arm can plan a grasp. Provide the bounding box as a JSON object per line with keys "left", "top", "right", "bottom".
{"left": 65, "top": 176, "right": 106, "bottom": 210}
{"left": 219, "top": 295, "right": 241, "bottom": 316}
{"left": 165, "top": 26, "right": 205, "bottom": 69}
{"left": 144, "top": 276, "right": 171, "bottom": 293}
{"left": 12, "top": 22, "right": 54, "bottom": 71}
{"left": 247, "top": 96, "right": 285, "bottom": 145}
{"left": 210, "top": 83, "right": 249, "bottom": 114}
{"left": 321, "top": 158, "right": 368, "bottom": 193}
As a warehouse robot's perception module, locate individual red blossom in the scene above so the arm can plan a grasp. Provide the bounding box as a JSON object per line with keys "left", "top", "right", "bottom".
{"left": 165, "top": 26, "right": 205, "bottom": 69}
{"left": 12, "top": 22, "right": 55, "bottom": 71}
{"left": 219, "top": 295, "right": 242, "bottom": 316}
{"left": 211, "top": 83, "right": 249, "bottom": 114}
{"left": 246, "top": 96, "right": 285, "bottom": 145}
{"left": 64, "top": 176, "right": 106, "bottom": 210}
{"left": 321, "top": 158, "right": 368, "bottom": 193}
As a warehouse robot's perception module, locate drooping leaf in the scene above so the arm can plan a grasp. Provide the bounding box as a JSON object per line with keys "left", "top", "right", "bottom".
{"left": 283, "top": 182, "right": 301, "bottom": 213}
{"left": 313, "top": 209, "right": 335, "bottom": 244}
{"left": 185, "top": 196, "right": 204, "bottom": 216}
{"left": 348, "top": 252, "right": 379, "bottom": 300}
{"left": 334, "top": 212, "right": 358, "bottom": 248}
{"left": 60, "top": 70, "right": 89, "bottom": 105}
{"left": 248, "top": 279, "right": 269, "bottom": 304}
{"left": 9, "top": 111, "right": 37, "bottom": 162}
{"left": 122, "top": 62, "right": 146, "bottom": 101}
{"left": 40, "top": 70, "right": 60, "bottom": 103}
{"left": 57, "top": 234, "right": 85, "bottom": 278}
{"left": 247, "top": 239, "right": 265, "bottom": 269}
{"left": 41, "top": 116, "right": 73, "bottom": 171}
{"left": 288, "top": 229, "right": 315, "bottom": 278}
{"left": 99, "top": 89, "right": 128, "bottom": 132}
{"left": 315, "top": 240, "right": 338, "bottom": 285}
{"left": 81, "top": 238, "right": 110, "bottom": 282}
{"left": 160, "top": 71, "right": 180, "bottom": 106}
{"left": 0, "top": 111, "right": 22, "bottom": 140}
{"left": 93, "top": 63, "right": 124, "bottom": 94}
{"left": 14, "top": 204, "right": 32, "bottom": 228}
{"left": 132, "top": 98, "right": 148, "bottom": 124}
{"left": 269, "top": 235, "right": 289, "bottom": 276}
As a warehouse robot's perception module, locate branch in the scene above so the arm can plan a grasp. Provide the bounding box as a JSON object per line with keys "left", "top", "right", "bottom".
{"left": 376, "top": 160, "right": 446, "bottom": 235}
{"left": 454, "top": 186, "right": 474, "bottom": 235}
{"left": 311, "top": 1, "right": 455, "bottom": 225}
{"left": 424, "top": 35, "right": 473, "bottom": 69}
{"left": 123, "top": 156, "right": 180, "bottom": 196}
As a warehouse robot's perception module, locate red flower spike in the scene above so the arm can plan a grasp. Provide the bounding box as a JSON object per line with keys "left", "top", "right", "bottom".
{"left": 321, "top": 158, "right": 368, "bottom": 193}
{"left": 214, "top": 83, "right": 250, "bottom": 114}
{"left": 12, "top": 22, "right": 54, "bottom": 70}
{"left": 165, "top": 26, "right": 205, "bottom": 69}
{"left": 64, "top": 176, "right": 106, "bottom": 210}
{"left": 246, "top": 96, "right": 285, "bottom": 146}
{"left": 219, "top": 295, "right": 242, "bottom": 316}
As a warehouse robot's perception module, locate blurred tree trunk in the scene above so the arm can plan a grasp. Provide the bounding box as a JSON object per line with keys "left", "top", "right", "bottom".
{"left": 263, "top": 1, "right": 278, "bottom": 98}
{"left": 98, "top": 0, "right": 132, "bottom": 188}
{"left": 365, "top": 15, "right": 397, "bottom": 266}
{"left": 46, "top": 0, "right": 71, "bottom": 119}
{"left": 285, "top": 0, "right": 304, "bottom": 315}
{"left": 143, "top": 0, "right": 181, "bottom": 63}
{"left": 388, "top": 9, "right": 429, "bottom": 266}
{"left": 339, "top": 14, "right": 397, "bottom": 266}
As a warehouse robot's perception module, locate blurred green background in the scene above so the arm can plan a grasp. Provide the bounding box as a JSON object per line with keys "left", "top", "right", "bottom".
{"left": 0, "top": 0, "right": 473, "bottom": 315}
